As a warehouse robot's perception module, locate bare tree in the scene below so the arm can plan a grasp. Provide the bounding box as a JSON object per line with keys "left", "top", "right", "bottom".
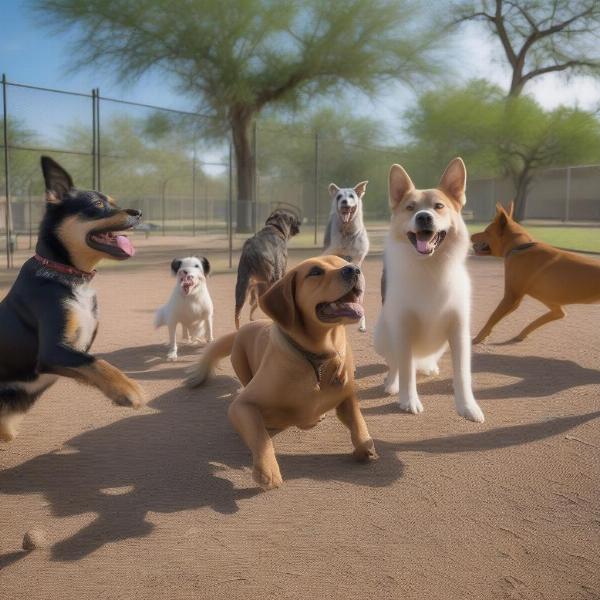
{"left": 456, "top": 0, "right": 600, "bottom": 96}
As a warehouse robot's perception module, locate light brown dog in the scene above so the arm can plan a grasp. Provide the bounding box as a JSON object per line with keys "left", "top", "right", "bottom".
{"left": 471, "top": 203, "right": 600, "bottom": 343}
{"left": 186, "top": 256, "right": 377, "bottom": 490}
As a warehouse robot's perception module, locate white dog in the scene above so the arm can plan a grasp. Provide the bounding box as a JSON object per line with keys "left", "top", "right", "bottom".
{"left": 374, "top": 158, "right": 484, "bottom": 423}
{"left": 323, "top": 181, "right": 369, "bottom": 331}
{"left": 155, "top": 256, "right": 214, "bottom": 361}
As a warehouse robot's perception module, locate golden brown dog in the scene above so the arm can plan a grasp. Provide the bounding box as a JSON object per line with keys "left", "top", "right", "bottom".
{"left": 472, "top": 203, "right": 600, "bottom": 343}
{"left": 186, "top": 256, "right": 377, "bottom": 490}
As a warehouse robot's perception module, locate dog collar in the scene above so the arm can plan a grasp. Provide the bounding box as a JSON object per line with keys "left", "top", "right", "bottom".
{"left": 34, "top": 254, "right": 96, "bottom": 281}
{"left": 505, "top": 242, "right": 537, "bottom": 258}
{"left": 277, "top": 327, "right": 343, "bottom": 388}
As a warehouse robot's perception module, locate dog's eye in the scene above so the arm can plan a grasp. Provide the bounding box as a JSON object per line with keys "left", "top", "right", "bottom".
{"left": 406, "top": 204, "right": 415, "bottom": 211}
{"left": 307, "top": 266, "right": 324, "bottom": 277}
{"left": 434, "top": 203, "right": 445, "bottom": 210}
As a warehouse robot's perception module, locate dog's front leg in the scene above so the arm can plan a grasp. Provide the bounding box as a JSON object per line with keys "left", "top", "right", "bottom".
{"left": 205, "top": 313, "right": 214, "bottom": 343}
{"left": 336, "top": 395, "right": 377, "bottom": 461}
{"left": 166, "top": 321, "right": 178, "bottom": 361}
{"left": 449, "top": 316, "right": 484, "bottom": 423}
{"left": 472, "top": 293, "right": 522, "bottom": 344}
{"left": 395, "top": 332, "right": 422, "bottom": 414}
{"left": 59, "top": 359, "right": 146, "bottom": 409}
{"left": 228, "top": 397, "right": 282, "bottom": 490}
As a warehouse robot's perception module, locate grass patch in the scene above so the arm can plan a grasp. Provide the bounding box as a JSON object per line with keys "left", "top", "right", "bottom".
{"left": 467, "top": 224, "right": 600, "bottom": 253}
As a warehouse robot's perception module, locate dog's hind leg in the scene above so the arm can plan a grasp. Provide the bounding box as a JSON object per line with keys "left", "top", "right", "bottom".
{"left": 511, "top": 304, "right": 565, "bottom": 342}
{"left": 235, "top": 268, "right": 251, "bottom": 330}
{"left": 358, "top": 314, "right": 367, "bottom": 333}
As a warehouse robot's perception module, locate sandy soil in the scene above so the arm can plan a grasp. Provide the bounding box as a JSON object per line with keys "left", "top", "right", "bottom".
{"left": 0, "top": 243, "right": 599, "bottom": 600}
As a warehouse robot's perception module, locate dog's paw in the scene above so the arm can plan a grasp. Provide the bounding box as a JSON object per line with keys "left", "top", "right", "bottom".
{"left": 0, "top": 429, "right": 16, "bottom": 443}
{"left": 508, "top": 335, "right": 526, "bottom": 344}
{"left": 252, "top": 460, "right": 283, "bottom": 491}
{"left": 113, "top": 378, "right": 146, "bottom": 409}
{"left": 398, "top": 395, "right": 423, "bottom": 415}
{"left": 458, "top": 401, "right": 485, "bottom": 423}
{"left": 353, "top": 438, "right": 378, "bottom": 462}
{"left": 472, "top": 335, "right": 486, "bottom": 345}
{"left": 383, "top": 372, "right": 399, "bottom": 395}
{"left": 166, "top": 351, "right": 178, "bottom": 362}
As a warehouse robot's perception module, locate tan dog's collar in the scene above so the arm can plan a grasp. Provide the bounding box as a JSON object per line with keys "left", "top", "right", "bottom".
{"left": 504, "top": 242, "right": 537, "bottom": 258}
{"left": 276, "top": 326, "right": 344, "bottom": 389}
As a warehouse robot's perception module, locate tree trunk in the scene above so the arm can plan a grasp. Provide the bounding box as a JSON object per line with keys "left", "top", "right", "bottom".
{"left": 512, "top": 168, "right": 531, "bottom": 222}
{"left": 230, "top": 108, "right": 256, "bottom": 233}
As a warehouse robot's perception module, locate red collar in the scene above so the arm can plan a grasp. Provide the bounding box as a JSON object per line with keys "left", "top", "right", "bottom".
{"left": 34, "top": 254, "right": 96, "bottom": 281}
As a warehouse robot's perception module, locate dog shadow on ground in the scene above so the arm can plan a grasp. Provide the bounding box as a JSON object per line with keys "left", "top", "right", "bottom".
{"left": 98, "top": 343, "right": 204, "bottom": 381}
{"left": 0, "top": 374, "right": 404, "bottom": 563}
{"left": 358, "top": 352, "right": 600, "bottom": 412}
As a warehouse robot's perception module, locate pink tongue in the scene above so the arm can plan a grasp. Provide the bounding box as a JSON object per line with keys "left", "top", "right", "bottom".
{"left": 416, "top": 239, "right": 431, "bottom": 253}
{"left": 115, "top": 235, "right": 135, "bottom": 257}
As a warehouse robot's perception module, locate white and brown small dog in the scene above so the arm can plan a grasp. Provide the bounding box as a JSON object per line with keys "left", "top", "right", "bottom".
{"left": 323, "top": 181, "right": 369, "bottom": 331}
{"left": 155, "top": 256, "right": 214, "bottom": 361}
{"left": 374, "top": 158, "right": 484, "bottom": 423}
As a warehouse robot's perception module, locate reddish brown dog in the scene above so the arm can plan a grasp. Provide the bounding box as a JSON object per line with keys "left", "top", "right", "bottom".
{"left": 471, "top": 203, "right": 600, "bottom": 344}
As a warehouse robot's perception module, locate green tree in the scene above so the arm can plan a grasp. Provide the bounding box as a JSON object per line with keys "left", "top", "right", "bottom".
{"left": 405, "top": 80, "right": 600, "bottom": 219}
{"left": 455, "top": 0, "right": 600, "bottom": 97}
{"left": 34, "top": 0, "right": 442, "bottom": 230}
{"left": 257, "top": 107, "right": 400, "bottom": 218}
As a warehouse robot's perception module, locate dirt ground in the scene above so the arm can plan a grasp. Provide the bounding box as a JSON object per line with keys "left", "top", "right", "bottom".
{"left": 0, "top": 242, "right": 599, "bottom": 600}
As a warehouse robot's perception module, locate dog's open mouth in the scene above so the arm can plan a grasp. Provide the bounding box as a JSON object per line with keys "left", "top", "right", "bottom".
{"left": 180, "top": 274, "right": 197, "bottom": 296}
{"left": 407, "top": 230, "right": 447, "bottom": 256}
{"left": 338, "top": 206, "right": 356, "bottom": 224}
{"left": 472, "top": 241, "right": 491, "bottom": 255}
{"left": 316, "top": 286, "right": 364, "bottom": 323}
{"left": 87, "top": 225, "right": 136, "bottom": 259}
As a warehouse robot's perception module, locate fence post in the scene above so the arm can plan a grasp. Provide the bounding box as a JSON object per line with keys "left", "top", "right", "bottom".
{"left": 228, "top": 142, "right": 233, "bottom": 269}
{"left": 96, "top": 88, "right": 101, "bottom": 191}
{"left": 313, "top": 131, "right": 319, "bottom": 246}
{"left": 161, "top": 179, "right": 167, "bottom": 236}
{"left": 2, "top": 74, "right": 12, "bottom": 269}
{"left": 92, "top": 89, "right": 97, "bottom": 189}
{"left": 564, "top": 166, "right": 571, "bottom": 222}
{"left": 192, "top": 149, "right": 197, "bottom": 237}
{"left": 252, "top": 120, "right": 257, "bottom": 233}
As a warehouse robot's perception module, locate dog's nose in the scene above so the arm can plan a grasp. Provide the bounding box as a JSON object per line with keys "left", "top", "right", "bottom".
{"left": 181, "top": 270, "right": 188, "bottom": 275}
{"left": 341, "top": 264, "right": 360, "bottom": 281}
{"left": 415, "top": 211, "right": 433, "bottom": 229}
{"left": 126, "top": 208, "right": 142, "bottom": 218}
{"left": 340, "top": 199, "right": 348, "bottom": 206}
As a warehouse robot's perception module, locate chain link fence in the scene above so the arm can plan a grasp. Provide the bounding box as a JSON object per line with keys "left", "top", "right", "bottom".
{"left": 2, "top": 76, "right": 600, "bottom": 269}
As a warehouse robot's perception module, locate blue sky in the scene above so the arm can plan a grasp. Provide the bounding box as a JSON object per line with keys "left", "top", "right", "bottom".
{"left": 2, "top": 0, "right": 599, "bottom": 142}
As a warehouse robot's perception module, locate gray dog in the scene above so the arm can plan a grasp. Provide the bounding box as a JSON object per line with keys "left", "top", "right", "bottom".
{"left": 323, "top": 181, "right": 369, "bottom": 331}
{"left": 235, "top": 208, "right": 301, "bottom": 329}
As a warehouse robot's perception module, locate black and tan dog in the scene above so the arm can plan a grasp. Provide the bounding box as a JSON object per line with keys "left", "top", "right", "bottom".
{"left": 0, "top": 157, "right": 145, "bottom": 442}
{"left": 234, "top": 208, "right": 300, "bottom": 329}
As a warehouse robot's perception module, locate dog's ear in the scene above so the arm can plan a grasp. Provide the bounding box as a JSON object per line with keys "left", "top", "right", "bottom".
{"left": 201, "top": 256, "right": 210, "bottom": 276}
{"left": 507, "top": 200, "right": 515, "bottom": 219}
{"left": 328, "top": 183, "right": 340, "bottom": 198}
{"left": 497, "top": 211, "right": 508, "bottom": 231}
{"left": 170, "top": 259, "right": 182, "bottom": 274}
{"left": 439, "top": 157, "right": 467, "bottom": 208}
{"left": 259, "top": 270, "right": 299, "bottom": 331}
{"left": 353, "top": 181, "right": 368, "bottom": 198}
{"left": 41, "top": 156, "right": 74, "bottom": 204}
{"left": 389, "top": 164, "right": 415, "bottom": 209}
{"left": 495, "top": 202, "right": 506, "bottom": 215}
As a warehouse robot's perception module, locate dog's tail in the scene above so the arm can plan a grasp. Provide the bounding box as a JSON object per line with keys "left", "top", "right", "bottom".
{"left": 154, "top": 306, "right": 167, "bottom": 329}
{"left": 234, "top": 269, "right": 251, "bottom": 330}
{"left": 185, "top": 331, "right": 237, "bottom": 388}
